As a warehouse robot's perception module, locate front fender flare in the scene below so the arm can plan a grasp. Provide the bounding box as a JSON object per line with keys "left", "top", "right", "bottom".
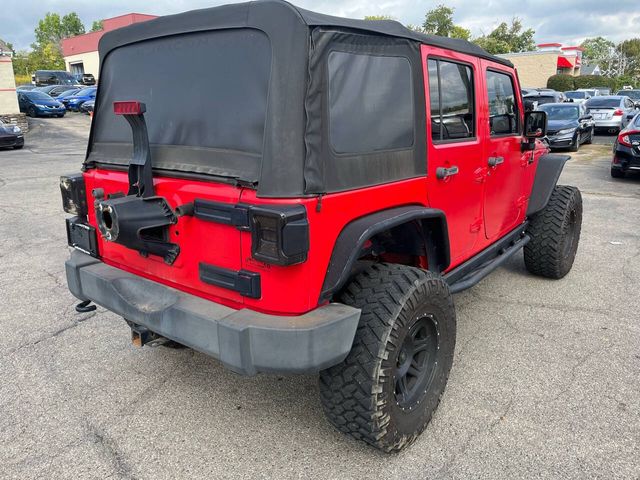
{"left": 527, "top": 154, "right": 571, "bottom": 216}
{"left": 319, "top": 206, "right": 450, "bottom": 303}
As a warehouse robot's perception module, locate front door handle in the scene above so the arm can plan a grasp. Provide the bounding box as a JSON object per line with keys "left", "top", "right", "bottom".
{"left": 436, "top": 166, "right": 459, "bottom": 180}
{"left": 488, "top": 156, "right": 505, "bottom": 167}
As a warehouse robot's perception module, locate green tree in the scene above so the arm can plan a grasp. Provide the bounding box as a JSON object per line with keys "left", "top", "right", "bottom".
{"left": 34, "top": 12, "right": 85, "bottom": 53}
{"left": 422, "top": 5, "right": 455, "bottom": 37}
{"left": 364, "top": 15, "right": 395, "bottom": 21}
{"left": 619, "top": 38, "right": 640, "bottom": 79}
{"left": 581, "top": 37, "right": 615, "bottom": 63}
{"left": 90, "top": 20, "right": 104, "bottom": 32}
{"left": 450, "top": 25, "right": 471, "bottom": 41}
{"left": 473, "top": 18, "right": 535, "bottom": 54}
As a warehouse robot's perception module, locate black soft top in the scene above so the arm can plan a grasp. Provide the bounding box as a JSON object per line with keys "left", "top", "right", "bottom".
{"left": 99, "top": 0, "right": 511, "bottom": 67}
{"left": 88, "top": 0, "right": 512, "bottom": 198}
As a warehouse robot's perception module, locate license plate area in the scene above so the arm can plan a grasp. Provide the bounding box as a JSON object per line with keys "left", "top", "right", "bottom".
{"left": 66, "top": 217, "right": 98, "bottom": 257}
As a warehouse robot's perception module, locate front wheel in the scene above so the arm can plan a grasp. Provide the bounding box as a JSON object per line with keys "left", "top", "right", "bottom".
{"left": 319, "top": 263, "right": 456, "bottom": 452}
{"left": 524, "top": 185, "right": 582, "bottom": 279}
{"left": 569, "top": 137, "right": 580, "bottom": 152}
{"left": 27, "top": 106, "right": 37, "bottom": 118}
{"left": 584, "top": 127, "right": 594, "bottom": 144}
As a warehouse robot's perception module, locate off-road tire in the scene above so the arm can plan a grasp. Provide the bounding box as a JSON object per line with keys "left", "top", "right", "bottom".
{"left": 611, "top": 167, "right": 625, "bottom": 179}
{"left": 319, "top": 263, "right": 456, "bottom": 452}
{"left": 524, "top": 185, "right": 582, "bottom": 279}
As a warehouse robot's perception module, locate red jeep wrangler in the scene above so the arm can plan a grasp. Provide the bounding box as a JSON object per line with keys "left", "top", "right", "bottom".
{"left": 61, "top": 0, "right": 582, "bottom": 452}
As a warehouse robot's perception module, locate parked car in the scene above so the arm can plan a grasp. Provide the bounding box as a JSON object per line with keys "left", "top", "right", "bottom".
{"left": 585, "top": 95, "right": 638, "bottom": 132}
{"left": 34, "top": 84, "right": 81, "bottom": 97}
{"left": 594, "top": 87, "right": 611, "bottom": 96}
{"left": 65, "top": 87, "right": 97, "bottom": 111}
{"left": 0, "top": 119, "right": 24, "bottom": 150}
{"left": 56, "top": 88, "right": 82, "bottom": 104}
{"left": 60, "top": 0, "right": 583, "bottom": 453}
{"left": 616, "top": 89, "right": 640, "bottom": 101}
{"left": 17, "top": 90, "right": 66, "bottom": 117}
{"left": 611, "top": 112, "right": 640, "bottom": 178}
{"left": 73, "top": 73, "right": 96, "bottom": 86}
{"left": 80, "top": 99, "right": 94, "bottom": 114}
{"left": 31, "top": 70, "right": 76, "bottom": 86}
{"left": 576, "top": 88, "right": 599, "bottom": 98}
{"left": 564, "top": 90, "right": 591, "bottom": 104}
{"left": 538, "top": 102, "right": 594, "bottom": 152}
{"left": 524, "top": 91, "right": 566, "bottom": 105}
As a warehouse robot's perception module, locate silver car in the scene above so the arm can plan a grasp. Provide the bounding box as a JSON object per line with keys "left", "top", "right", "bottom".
{"left": 585, "top": 95, "right": 639, "bottom": 132}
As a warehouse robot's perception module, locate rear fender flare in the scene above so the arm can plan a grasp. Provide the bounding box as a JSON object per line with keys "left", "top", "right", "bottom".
{"left": 527, "top": 154, "right": 571, "bottom": 217}
{"left": 319, "top": 206, "right": 450, "bottom": 303}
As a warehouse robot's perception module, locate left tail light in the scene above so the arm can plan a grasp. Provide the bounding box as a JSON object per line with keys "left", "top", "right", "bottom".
{"left": 60, "top": 173, "right": 88, "bottom": 217}
{"left": 249, "top": 205, "right": 309, "bottom": 266}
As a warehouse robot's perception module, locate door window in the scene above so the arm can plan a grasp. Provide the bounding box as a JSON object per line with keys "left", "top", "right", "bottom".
{"left": 486, "top": 70, "right": 519, "bottom": 136}
{"left": 428, "top": 58, "right": 475, "bottom": 142}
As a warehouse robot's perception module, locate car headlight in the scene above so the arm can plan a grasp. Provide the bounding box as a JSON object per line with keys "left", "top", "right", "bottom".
{"left": 557, "top": 128, "right": 575, "bottom": 136}
{"left": 35, "top": 104, "right": 45, "bottom": 108}
{"left": 12, "top": 126, "right": 21, "bottom": 133}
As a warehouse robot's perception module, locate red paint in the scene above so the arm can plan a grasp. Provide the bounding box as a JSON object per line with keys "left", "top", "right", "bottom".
{"left": 84, "top": 43, "right": 547, "bottom": 316}
{"left": 61, "top": 14, "right": 157, "bottom": 57}
{"left": 557, "top": 57, "right": 574, "bottom": 69}
{"left": 0, "top": 88, "right": 16, "bottom": 91}
{"left": 537, "top": 43, "right": 562, "bottom": 48}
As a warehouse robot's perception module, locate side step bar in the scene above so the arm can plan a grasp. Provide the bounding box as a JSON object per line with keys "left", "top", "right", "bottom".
{"left": 445, "top": 224, "right": 530, "bottom": 294}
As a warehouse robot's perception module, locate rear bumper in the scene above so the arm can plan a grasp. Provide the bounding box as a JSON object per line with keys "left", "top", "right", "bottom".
{"left": 65, "top": 250, "right": 360, "bottom": 375}
{"left": 594, "top": 118, "right": 622, "bottom": 129}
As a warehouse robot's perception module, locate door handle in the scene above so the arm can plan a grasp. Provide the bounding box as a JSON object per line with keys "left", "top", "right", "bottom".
{"left": 436, "top": 166, "right": 459, "bottom": 180}
{"left": 488, "top": 156, "right": 505, "bottom": 167}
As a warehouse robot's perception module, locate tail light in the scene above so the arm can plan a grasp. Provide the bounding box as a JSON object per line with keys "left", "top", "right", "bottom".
{"left": 249, "top": 205, "right": 309, "bottom": 266}
{"left": 60, "top": 173, "right": 88, "bottom": 217}
{"left": 618, "top": 131, "right": 640, "bottom": 147}
{"left": 613, "top": 109, "right": 624, "bottom": 116}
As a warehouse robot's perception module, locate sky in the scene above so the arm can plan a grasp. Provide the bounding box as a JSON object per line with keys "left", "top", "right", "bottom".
{"left": 1, "top": 0, "right": 639, "bottom": 51}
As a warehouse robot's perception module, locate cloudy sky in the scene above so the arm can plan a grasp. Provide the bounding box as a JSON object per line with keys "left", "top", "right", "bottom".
{"left": 2, "top": 0, "right": 639, "bottom": 51}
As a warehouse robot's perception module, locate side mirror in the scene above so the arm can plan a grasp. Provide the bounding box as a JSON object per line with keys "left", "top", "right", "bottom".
{"left": 524, "top": 110, "right": 547, "bottom": 139}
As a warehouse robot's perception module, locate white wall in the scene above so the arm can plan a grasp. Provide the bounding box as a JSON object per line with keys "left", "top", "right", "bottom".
{"left": 64, "top": 51, "right": 101, "bottom": 79}
{"left": 0, "top": 58, "right": 19, "bottom": 114}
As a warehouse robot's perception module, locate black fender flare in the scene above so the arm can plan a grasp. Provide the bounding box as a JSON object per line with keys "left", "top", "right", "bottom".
{"left": 319, "top": 206, "right": 450, "bottom": 302}
{"left": 527, "top": 154, "right": 571, "bottom": 216}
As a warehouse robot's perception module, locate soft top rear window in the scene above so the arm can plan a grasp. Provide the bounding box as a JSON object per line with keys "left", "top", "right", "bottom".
{"left": 89, "top": 29, "right": 272, "bottom": 183}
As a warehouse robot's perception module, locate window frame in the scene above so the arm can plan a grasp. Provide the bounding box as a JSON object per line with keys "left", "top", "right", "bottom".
{"left": 326, "top": 50, "right": 416, "bottom": 157}
{"left": 486, "top": 67, "right": 522, "bottom": 138}
{"left": 427, "top": 55, "right": 477, "bottom": 145}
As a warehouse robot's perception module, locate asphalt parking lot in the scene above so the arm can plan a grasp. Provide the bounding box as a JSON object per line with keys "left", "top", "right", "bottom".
{"left": 1, "top": 115, "right": 638, "bottom": 479}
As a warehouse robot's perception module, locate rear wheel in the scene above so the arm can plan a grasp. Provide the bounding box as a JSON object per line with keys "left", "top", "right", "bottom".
{"left": 27, "top": 106, "right": 37, "bottom": 118}
{"left": 524, "top": 185, "right": 582, "bottom": 279}
{"left": 611, "top": 167, "right": 625, "bottom": 179}
{"left": 584, "top": 127, "right": 594, "bottom": 144}
{"left": 319, "top": 263, "right": 456, "bottom": 452}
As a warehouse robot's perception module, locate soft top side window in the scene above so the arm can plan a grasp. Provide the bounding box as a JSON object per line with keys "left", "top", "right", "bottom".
{"left": 427, "top": 58, "right": 475, "bottom": 142}
{"left": 486, "top": 70, "right": 519, "bottom": 136}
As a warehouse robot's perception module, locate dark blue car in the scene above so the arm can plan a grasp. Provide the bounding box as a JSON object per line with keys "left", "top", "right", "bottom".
{"left": 65, "top": 87, "right": 97, "bottom": 111}
{"left": 17, "top": 91, "right": 66, "bottom": 118}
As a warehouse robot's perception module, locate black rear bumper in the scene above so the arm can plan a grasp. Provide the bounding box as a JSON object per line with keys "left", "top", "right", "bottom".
{"left": 65, "top": 250, "right": 361, "bottom": 375}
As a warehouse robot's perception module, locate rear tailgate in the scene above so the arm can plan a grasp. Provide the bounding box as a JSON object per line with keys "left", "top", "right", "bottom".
{"left": 84, "top": 168, "right": 246, "bottom": 306}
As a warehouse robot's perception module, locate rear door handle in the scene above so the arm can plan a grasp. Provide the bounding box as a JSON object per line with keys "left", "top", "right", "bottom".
{"left": 436, "top": 166, "right": 459, "bottom": 180}
{"left": 488, "top": 156, "right": 505, "bottom": 167}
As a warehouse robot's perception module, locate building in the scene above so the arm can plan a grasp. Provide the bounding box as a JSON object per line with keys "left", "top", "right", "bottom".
{"left": 0, "top": 40, "right": 26, "bottom": 131}
{"left": 61, "top": 13, "right": 157, "bottom": 80}
{"left": 498, "top": 43, "right": 584, "bottom": 88}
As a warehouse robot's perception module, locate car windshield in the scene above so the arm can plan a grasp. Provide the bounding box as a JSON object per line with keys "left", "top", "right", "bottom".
{"left": 617, "top": 90, "right": 640, "bottom": 100}
{"left": 539, "top": 105, "right": 580, "bottom": 120}
{"left": 531, "top": 96, "right": 556, "bottom": 105}
{"left": 586, "top": 98, "right": 621, "bottom": 108}
{"left": 565, "top": 92, "right": 586, "bottom": 99}
{"left": 77, "top": 88, "right": 95, "bottom": 96}
{"left": 25, "top": 91, "right": 53, "bottom": 101}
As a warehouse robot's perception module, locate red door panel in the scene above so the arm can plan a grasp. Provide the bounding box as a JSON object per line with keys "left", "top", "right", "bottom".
{"left": 421, "top": 45, "right": 485, "bottom": 265}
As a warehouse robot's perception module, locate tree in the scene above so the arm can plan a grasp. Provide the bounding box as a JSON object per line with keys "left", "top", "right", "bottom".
{"left": 618, "top": 38, "right": 640, "bottom": 79}
{"left": 90, "top": 20, "right": 104, "bottom": 32}
{"left": 34, "top": 12, "right": 85, "bottom": 54}
{"left": 581, "top": 37, "right": 615, "bottom": 64}
{"left": 422, "top": 5, "right": 455, "bottom": 37}
{"left": 364, "top": 15, "right": 395, "bottom": 21}
{"left": 473, "top": 18, "right": 535, "bottom": 54}
{"left": 450, "top": 25, "right": 471, "bottom": 41}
